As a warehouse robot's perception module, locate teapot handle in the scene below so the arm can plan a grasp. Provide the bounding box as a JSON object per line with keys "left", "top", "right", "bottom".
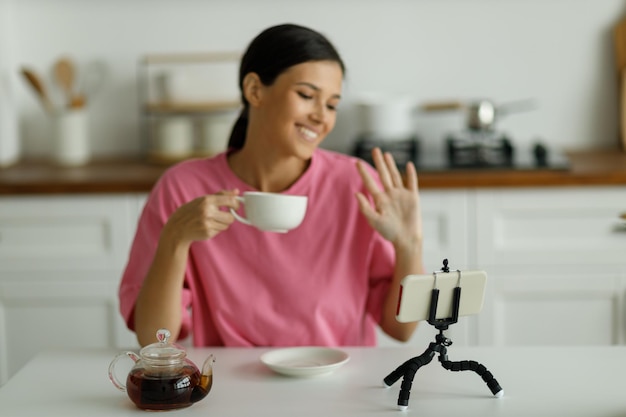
{"left": 108, "top": 351, "right": 140, "bottom": 392}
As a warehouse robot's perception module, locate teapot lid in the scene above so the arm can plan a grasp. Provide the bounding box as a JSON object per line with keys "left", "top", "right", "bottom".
{"left": 139, "top": 329, "right": 186, "bottom": 364}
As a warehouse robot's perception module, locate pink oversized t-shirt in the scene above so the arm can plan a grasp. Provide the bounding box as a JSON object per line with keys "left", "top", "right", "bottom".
{"left": 119, "top": 149, "right": 395, "bottom": 346}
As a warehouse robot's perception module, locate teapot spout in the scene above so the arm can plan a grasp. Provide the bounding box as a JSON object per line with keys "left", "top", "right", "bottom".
{"left": 201, "top": 354, "right": 215, "bottom": 381}
{"left": 190, "top": 354, "right": 215, "bottom": 403}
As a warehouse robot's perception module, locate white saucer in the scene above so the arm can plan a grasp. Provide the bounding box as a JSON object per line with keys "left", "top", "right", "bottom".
{"left": 260, "top": 347, "right": 350, "bottom": 377}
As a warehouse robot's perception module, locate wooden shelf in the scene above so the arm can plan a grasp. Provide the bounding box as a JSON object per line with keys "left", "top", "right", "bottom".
{"left": 147, "top": 150, "right": 220, "bottom": 165}
{"left": 145, "top": 100, "right": 240, "bottom": 114}
{"left": 141, "top": 51, "right": 241, "bottom": 65}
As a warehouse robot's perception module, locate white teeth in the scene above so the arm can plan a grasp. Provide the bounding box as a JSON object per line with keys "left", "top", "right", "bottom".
{"left": 298, "top": 126, "right": 318, "bottom": 140}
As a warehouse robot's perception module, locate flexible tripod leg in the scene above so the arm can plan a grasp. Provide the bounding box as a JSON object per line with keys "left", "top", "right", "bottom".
{"left": 383, "top": 346, "right": 436, "bottom": 411}
{"left": 439, "top": 355, "right": 504, "bottom": 397}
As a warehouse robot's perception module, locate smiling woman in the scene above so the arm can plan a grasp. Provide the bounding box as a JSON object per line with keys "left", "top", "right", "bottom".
{"left": 228, "top": 58, "right": 343, "bottom": 176}
{"left": 227, "top": 24, "right": 345, "bottom": 153}
{"left": 118, "top": 23, "right": 425, "bottom": 349}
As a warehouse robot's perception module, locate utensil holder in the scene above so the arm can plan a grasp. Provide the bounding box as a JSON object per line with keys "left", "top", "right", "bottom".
{"left": 52, "top": 109, "right": 89, "bottom": 166}
{"left": 0, "top": 69, "right": 20, "bottom": 167}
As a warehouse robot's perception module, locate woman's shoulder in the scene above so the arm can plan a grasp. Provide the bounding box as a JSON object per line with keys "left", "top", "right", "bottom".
{"left": 159, "top": 153, "right": 225, "bottom": 181}
{"left": 315, "top": 148, "right": 372, "bottom": 170}
{"left": 314, "top": 148, "right": 378, "bottom": 180}
{"left": 151, "top": 153, "right": 229, "bottom": 198}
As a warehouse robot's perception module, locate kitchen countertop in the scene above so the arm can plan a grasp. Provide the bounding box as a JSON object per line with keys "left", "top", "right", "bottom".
{"left": 0, "top": 149, "right": 625, "bottom": 195}
{"left": 2, "top": 346, "right": 626, "bottom": 416}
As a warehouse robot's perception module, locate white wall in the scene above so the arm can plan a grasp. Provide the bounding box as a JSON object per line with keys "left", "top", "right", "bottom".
{"left": 5, "top": 0, "right": 626, "bottom": 159}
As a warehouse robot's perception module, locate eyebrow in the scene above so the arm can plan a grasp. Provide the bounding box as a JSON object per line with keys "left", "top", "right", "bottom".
{"left": 296, "top": 82, "right": 342, "bottom": 100}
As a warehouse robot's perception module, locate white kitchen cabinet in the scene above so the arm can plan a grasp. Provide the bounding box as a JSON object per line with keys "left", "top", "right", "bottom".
{"left": 0, "top": 195, "right": 134, "bottom": 270}
{"left": 478, "top": 266, "right": 626, "bottom": 346}
{"left": 473, "top": 187, "right": 626, "bottom": 266}
{"left": 0, "top": 194, "right": 146, "bottom": 385}
{"left": 473, "top": 187, "right": 626, "bottom": 347}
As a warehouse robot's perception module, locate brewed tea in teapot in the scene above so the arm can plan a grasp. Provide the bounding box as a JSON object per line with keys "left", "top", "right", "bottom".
{"left": 108, "top": 329, "right": 214, "bottom": 410}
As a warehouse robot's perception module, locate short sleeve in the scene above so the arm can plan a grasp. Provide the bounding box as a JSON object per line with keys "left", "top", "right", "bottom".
{"left": 118, "top": 177, "right": 193, "bottom": 340}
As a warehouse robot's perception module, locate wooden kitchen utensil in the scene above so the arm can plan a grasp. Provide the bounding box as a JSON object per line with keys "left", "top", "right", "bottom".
{"left": 614, "top": 17, "right": 626, "bottom": 77}
{"left": 20, "top": 67, "right": 54, "bottom": 114}
{"left": 613, "top": 17, "right": 626, "bottom": 150}
{"left": 621, "top": 69, "right": 626, "bottom": 152}
{"left": 421, "top": 101, "right": 464, "bottom": 112}
{"left": 53, "top": 57, "right": 85, "bottom": 109}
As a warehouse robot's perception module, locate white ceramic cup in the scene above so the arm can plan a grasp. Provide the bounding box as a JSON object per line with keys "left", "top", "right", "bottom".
{"left": 229, "top": 192, "right": 308, "bottom": 233}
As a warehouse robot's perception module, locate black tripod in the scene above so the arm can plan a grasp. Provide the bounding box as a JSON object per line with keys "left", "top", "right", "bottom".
{"left": 383, "top": 260, "right": 504, "bottom": 411}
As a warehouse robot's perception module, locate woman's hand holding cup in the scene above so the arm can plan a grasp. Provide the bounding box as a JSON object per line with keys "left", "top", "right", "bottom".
{"left": 162, "top": 189, "right": 241, "bottom": 247}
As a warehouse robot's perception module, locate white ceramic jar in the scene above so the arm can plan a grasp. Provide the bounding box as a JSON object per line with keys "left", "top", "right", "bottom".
{"left": 198, "top": 111, "right": 237, "bottom": 155}
{"left": 0, "top": 70, "right": 20, "bottom": 167}
{"left": 154, "top": 116, "right": 194, "bottom": 157}
{"left": 52, "top": 109, "right": 90, "bottom": 166}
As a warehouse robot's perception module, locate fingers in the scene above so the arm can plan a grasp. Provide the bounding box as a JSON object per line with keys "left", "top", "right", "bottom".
{"left": 214, "top": 195, "right": 239, "bottom": 210}
{"left": 211, "top": 189, "right": 240, "bottom": 210}
{"left": 355, "top": 192, "right": 379, "bottom": 224}
{"left": 371, "top": 148, "right": 393, "bottom": 191}
{"left": 405, "top": 161, "right": 418, "bottom": 192}
{"left": 202, "top": 191, "right": 240, "bottom": 227}
{"left": 170, "top": 191, "right": 240, "bottom": 242}
{"left": 371, "top": 147, "right": 405, "bottom": 190}
{"left": 207, "top": 206, "right": 236, "bottom": 226}
{"left": 217, "top": 188, "right": 240, "bottom": 197}
{"left": 356, "top": 159, "right": 381, "bottom": 195}
{"left": 384, "top": 152, "right": 404, "bottom": 188}
{"left": 205, "top": 216, "right": 234, "bottom": 233}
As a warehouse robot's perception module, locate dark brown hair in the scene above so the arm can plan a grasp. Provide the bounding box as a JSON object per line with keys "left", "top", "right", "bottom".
{"left": 227, "top": 24, "right": 345, "bottom": 149}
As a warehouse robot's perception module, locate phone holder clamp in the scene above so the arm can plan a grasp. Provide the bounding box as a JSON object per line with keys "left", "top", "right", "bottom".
{"left": 382, "top": 259, "right": 504, "bottom": 411}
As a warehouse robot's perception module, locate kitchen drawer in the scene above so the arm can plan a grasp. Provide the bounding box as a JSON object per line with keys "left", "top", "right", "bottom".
{"left": 0, "top": 194, "right": 138, "bottom": 272}
{"left": 477, "top": 265, "right": 626, "bottom": 346}
{"left": 474, "top": 187, "right": 626, "bottom": 266}
{"left": 0, "top": 274, "right": 139, "bottom": 384}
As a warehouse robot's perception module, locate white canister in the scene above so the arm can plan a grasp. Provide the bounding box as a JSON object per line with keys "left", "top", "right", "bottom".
{"left": 355, "top": 93, "right": 418, "bottom": 141}
{"left": 52, "top": 109, "right": 89, "bottom": 166}
{"left": 0, "top": 70, "right": 20, "bottom": 167}
{"left": 0, "top": 95, "right": 20, "bottom": 167}
{"left": 154, "top": 116, "right": 194, "bottom": 157}
{"left": 155, "top": 63, "right": 239, "bottom": 104}
{"left": 198, "top": 111, "right": 237, "bottom": 155}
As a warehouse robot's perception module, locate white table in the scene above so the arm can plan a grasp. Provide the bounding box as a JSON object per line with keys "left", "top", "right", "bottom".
{"left": 0, "top": 345, "right": 625, "bottom": 416}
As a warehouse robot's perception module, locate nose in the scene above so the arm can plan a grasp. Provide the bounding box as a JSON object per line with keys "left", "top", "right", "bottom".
{"left": 310, "top": 101, "right": 327, "bottom": 124}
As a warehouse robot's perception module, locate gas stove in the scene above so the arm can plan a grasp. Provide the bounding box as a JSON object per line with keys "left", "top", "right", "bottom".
{"left": 352, "top": 132, "right": 569, "bottom": 171}
{"left": 446, "top": 131, "right": 514, "bottom": 168}
{"left": 352, "top": 135, "right": 420, "bottom": 168}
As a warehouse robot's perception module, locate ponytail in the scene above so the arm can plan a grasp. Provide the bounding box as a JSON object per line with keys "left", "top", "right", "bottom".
{"left": 227, "top": 107, "right": 248, "bottom": 150}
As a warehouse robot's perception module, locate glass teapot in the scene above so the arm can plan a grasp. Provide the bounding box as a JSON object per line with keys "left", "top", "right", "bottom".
{"left": 108, "top": 329, "right": 214, "bottom": 411}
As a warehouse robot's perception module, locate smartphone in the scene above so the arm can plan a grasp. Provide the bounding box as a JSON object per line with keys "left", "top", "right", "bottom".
{"left": 396, "top": 270, "right": 487, "bottom": 323}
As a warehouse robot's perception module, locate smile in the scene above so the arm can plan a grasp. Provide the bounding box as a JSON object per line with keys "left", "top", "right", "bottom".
{"left": 297, "top": 126, "right": 319, "bottom": 141}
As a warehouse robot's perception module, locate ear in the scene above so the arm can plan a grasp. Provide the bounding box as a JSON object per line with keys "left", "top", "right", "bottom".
{"left": 242, "top": 72, "right": 263, "bottom": 106}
